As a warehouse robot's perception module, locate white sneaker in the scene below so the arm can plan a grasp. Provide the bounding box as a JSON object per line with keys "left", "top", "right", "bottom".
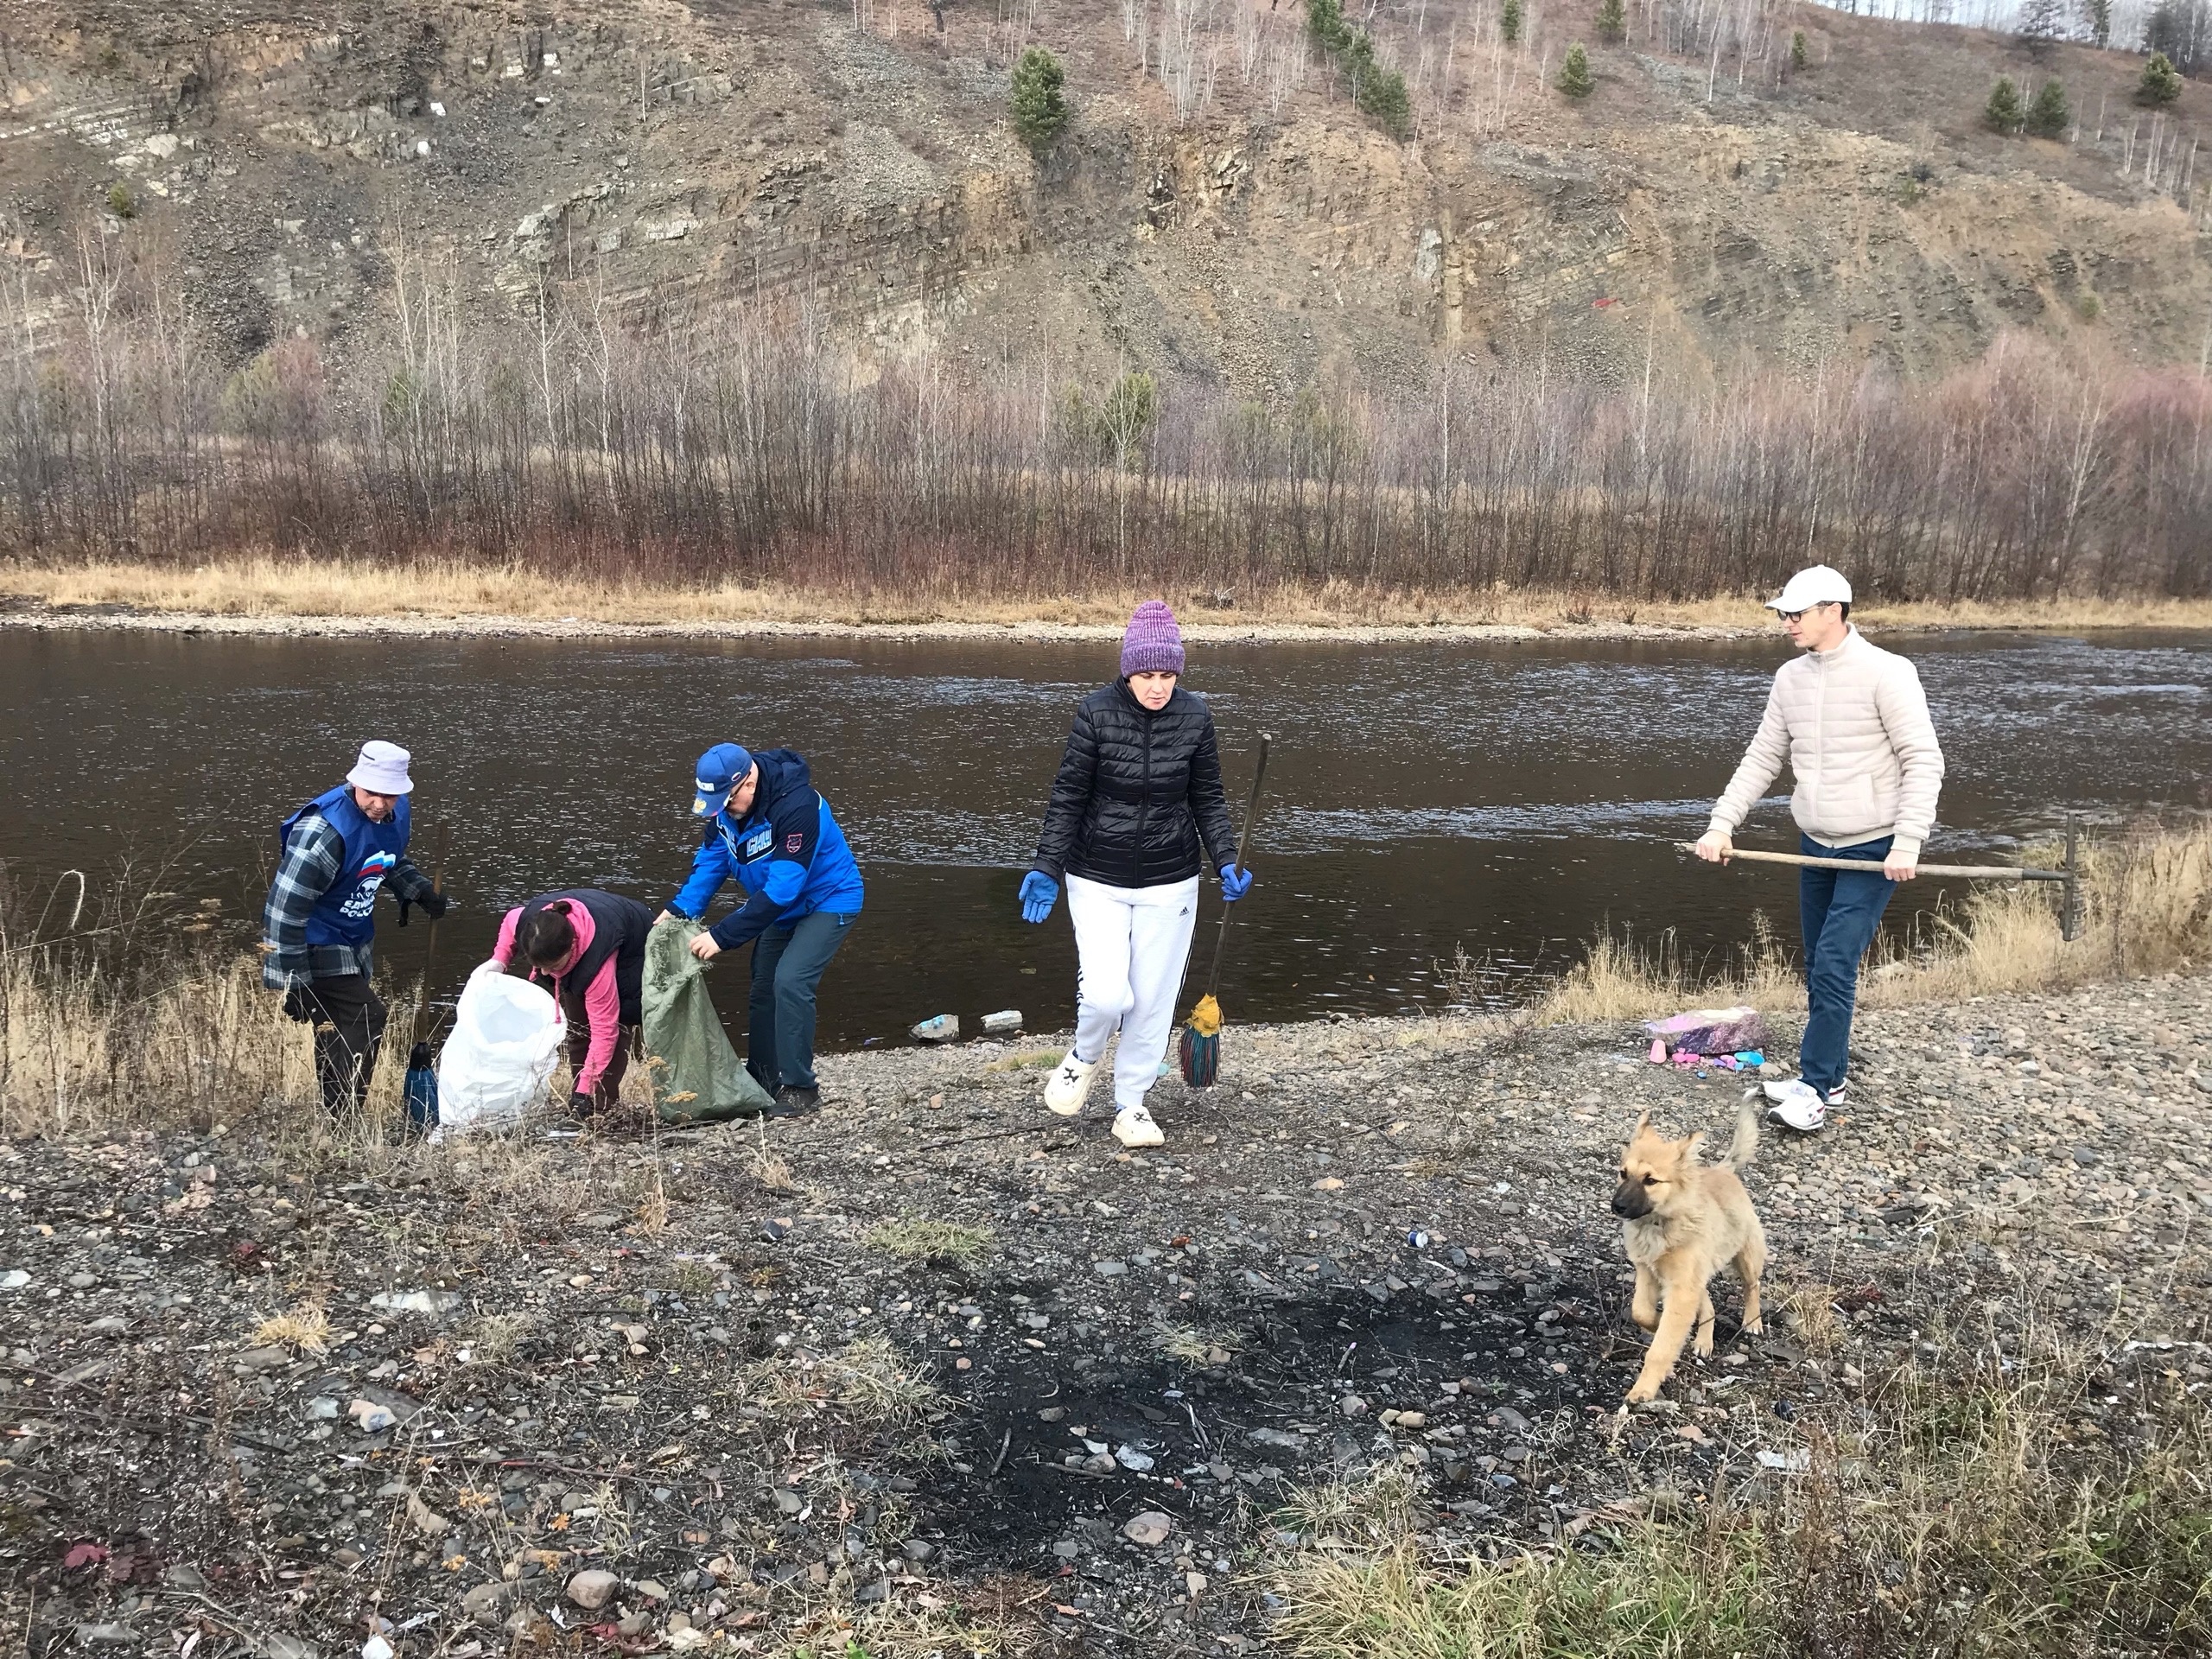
{"left": 1044, "top": 1052, "right": 1097, "bottom": 1116}
{"left": 1112, "top": 1105, "right": 1165, "bottom": 1148}
{"left": 1764, "top": 1078, "right": 1827, "bottom": 1133}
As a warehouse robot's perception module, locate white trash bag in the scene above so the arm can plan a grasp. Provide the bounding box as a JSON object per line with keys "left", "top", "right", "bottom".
{"left": 436, "top": 961, "right": 565, "bottom": 1135}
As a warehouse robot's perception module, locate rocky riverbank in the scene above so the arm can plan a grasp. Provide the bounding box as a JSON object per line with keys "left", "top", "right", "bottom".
{"left": 4, "top": 974, "right": 2209, "bottom": 1655}
{"left": 9, "top": 575, "right": 2210, "bottom": 649}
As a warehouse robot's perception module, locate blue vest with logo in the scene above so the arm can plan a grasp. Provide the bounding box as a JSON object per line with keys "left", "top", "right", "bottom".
{"left": 280, "top": 785, "right": 411, "bottom": 950}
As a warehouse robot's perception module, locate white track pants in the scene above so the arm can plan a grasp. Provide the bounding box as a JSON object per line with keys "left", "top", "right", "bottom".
{"left": 1066, "top": 874, "right": 1200, "bottom": 1113}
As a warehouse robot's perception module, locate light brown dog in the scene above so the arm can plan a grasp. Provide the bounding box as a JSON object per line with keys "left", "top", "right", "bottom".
{"left": 1611, "top": 1097, "right": 1765, "bottom": 1403}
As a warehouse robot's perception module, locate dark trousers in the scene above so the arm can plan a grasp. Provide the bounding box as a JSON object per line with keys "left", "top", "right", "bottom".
{"left": 747, "top": 911, "right": 856, "bottom": 1090}
{"left": 559, "top": 988, "right": 639, "bottom": 1110}
{"left": 1798, "top": 833, "right": 1897, "bottom": 1097}
{"left": 305, "top": 975, "right": 387, "bottom": 1116}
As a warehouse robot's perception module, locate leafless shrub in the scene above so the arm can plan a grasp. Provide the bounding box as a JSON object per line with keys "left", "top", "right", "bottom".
{"left": 3, "top": 241, "right": 2207, "bottom": 605}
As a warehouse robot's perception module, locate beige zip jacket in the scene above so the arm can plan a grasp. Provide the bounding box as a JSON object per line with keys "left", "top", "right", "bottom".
{"left": 1707, "top": 626, "right": 1945, "bottom": 859}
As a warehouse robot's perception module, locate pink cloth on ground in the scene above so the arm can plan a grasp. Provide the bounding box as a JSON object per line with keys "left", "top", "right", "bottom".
{"left": 493, "top": 899, "right": 623, "bottom": 1094}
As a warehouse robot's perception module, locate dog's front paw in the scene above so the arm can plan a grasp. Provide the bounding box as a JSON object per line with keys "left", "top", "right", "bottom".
{"left": 1624, "top": 1377, "right": 1661, "bottom": 1405}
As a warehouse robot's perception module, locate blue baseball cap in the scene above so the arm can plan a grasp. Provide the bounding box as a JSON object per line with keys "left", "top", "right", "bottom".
{"left": 690, "top": 743, "right": 754, "bottom": 817}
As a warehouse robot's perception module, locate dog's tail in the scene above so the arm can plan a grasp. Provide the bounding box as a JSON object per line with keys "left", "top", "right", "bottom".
{"left": 1725, "top": 1089, "right": 1761, "bottom": 1171}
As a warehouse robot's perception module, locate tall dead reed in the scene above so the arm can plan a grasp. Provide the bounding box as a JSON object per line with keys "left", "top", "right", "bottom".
{"left": 0, "top": 868, "right": 414, "bottom": 1139}
{"left": 1531, "top": 817, "right": 2212, "bottom": 1025}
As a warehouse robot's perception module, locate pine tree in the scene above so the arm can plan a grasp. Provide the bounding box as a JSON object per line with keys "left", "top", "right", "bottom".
{"left": 2026, "top": 77, "right": 2071, "bottom": 136}
{"left": 1010, "top": 47, "right": 1068, "bottom": 154}
{"left": 1306, "top": 0, "right": 1352, "bottom": 52}
{"left": 1790, "top": 29, "right": 1809, "bottom": 71}
{"left": 2017, "top": 0, "right": 2069, "bottom": 51}
{"left": 1501, "top": 0, "right": 1523, "bottom": 46}
{"left": 1986, "top": 75, "right": 2024, "bottom": 132}
{"left": 1357, "top": 66, "right": 1414, "bottom": 137}
{"left": 1558, "top": 41, "right": 1594, "bottom": 97}
{"left": 2139, "top": 50, "right": 2183, "bottom": 105}
{"left": 1597, "top": 0, "right": 1626, "bottom": 42}
{"left": 2084, "top": 0, "right": 2112, "bottom": 49}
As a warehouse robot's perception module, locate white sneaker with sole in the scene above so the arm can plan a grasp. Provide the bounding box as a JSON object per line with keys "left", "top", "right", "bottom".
{"left": 1044, "top": 1052, "right": 1097, "bottom": 1116}
{"left": 1112, "top": 1105, "right": 1165, "bottom": 1148}
{"left": 1764, "top": 1078, "right": 1827, "bottom": 1133}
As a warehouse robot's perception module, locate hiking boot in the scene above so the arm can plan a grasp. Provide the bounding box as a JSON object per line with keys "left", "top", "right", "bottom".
{"left": 1764, "top": 1078, "right": 1827, "bottom": 1133}
{"left": 770, "top": 1084, "right": 822, "bottom": 1117}
{"left": 1112, "top": 1105, "right": 1165, "bottom": 1148}
{"left": 1044, "top": 1052, "right": 1097, "bottom": 1116}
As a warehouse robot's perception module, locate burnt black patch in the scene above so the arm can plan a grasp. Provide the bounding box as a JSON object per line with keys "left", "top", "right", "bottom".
{"left": 918, "top": 1278, "right": 1624, "bottom": 1572}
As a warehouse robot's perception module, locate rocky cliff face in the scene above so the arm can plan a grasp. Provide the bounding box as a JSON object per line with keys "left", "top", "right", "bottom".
{"left": 3, "top": 0, "right": 2207, "bottom": 388}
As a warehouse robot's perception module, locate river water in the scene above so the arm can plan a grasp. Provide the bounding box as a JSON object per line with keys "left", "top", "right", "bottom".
{"left": 3, "top": 626, "right": 2207, "bottom": 1050}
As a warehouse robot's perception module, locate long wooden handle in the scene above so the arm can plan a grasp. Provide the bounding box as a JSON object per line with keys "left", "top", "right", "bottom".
{"left": 1675, "top": 842, "right": 2068, "bottom": 881}
{"left": 1202, "top": 734, "right": 1273, "bottom": 1000}
{"left": 412, "top": 822, "right": 451, "bottom": 1048}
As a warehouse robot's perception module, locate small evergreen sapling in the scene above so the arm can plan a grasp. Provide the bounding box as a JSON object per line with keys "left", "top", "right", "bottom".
{"left": 1986, "top": 75, "right": 2025, "bottom": 132}
{"left": 2026, "top": 77, "right": 2070, "bottom": 137}
{"left": 1558, "top": 41, "right": 1595, "bottom": 97}
{"left": 1502, "top": 0, "right": 1523, "bottom": 45}
{"left": 1597, "top": 0, "right": 1626, "bottom": 42}
{"left": 2139, "top": 51, "right": 2183, "bottom": 106}
{"left": 1010, "top": 46, "right": 1068, "bottom": 155}
{"left": 1790, "top": 30, "right": 1809, "bottom": 72}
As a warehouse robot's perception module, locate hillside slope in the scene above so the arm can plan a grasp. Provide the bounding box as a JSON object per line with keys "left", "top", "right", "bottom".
{"left": 3, "top": 0, "right": 2208, "bottom": 391}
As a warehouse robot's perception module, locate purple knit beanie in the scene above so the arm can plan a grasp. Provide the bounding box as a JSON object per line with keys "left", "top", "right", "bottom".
{"left": 1120, "top": 600, "right": 1185, "bottom": 677}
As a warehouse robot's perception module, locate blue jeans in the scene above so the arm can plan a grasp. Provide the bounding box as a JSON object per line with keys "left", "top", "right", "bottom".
{"left": 747, "top": 910, "right": 856, "bottom": 1090}
{"left": 1797, "top": 833, "right": 1896, "bottom": 1097}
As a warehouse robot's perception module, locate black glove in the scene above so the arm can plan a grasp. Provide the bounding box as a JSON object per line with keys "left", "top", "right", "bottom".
{"left": 281, "top": 983, "right": 318, "bottom": 1024}
{"left": 568, "top": 1090, "right": 595, "bottom": 1120}
{"left": 418, "top": 889, "right": 449, "bottom": 921}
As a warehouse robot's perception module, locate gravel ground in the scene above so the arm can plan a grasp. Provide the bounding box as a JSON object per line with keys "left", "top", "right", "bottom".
{"left": 4, "top": 973, "right": 2209, "bottom": 1656}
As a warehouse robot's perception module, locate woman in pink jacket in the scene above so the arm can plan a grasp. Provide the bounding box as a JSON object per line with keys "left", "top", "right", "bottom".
{"left": 489, "top": 889, "right": 656, "bottom": 1118}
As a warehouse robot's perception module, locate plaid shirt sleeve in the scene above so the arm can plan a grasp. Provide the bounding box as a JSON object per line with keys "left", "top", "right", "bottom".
{"left": 261, "top": 816, "right": 343, "bottom": 990}
{"left": 388, "top": 855, "right": 435, "bottom": 906}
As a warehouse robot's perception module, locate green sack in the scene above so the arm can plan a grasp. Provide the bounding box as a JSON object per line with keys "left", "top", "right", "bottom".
{"left": 641, "top": 919, "right": 775, "bottom": 1122}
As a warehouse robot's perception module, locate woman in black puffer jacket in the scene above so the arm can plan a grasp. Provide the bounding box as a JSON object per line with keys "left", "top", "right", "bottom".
{"left": 1018, "top": 601, "right": 1250, "bottom": 1147}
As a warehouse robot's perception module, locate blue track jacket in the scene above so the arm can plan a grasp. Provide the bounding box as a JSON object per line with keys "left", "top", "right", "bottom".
{"left": 668, "top": 749, "right": 864, "bottom": 950}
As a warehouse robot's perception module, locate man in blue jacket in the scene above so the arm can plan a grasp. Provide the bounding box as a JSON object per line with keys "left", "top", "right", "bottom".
{"left": 658, "top": 742, "right": 863, "bottom": 1115}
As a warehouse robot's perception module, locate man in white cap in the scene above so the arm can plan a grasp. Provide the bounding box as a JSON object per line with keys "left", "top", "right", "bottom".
{"left": 1694, "top": 567, "right": 1944, "bottom": 1132}
{"left": 262, "top": 741, "right": 448, "bottom": 1117}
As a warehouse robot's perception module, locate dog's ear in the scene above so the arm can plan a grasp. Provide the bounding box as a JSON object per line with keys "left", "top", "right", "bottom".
{"left": 1681, "top": 1130, "right": 1707, "bottom": 1164}
{"left": 1630, "top": 1109, "right": 1651, "bottom": 1140}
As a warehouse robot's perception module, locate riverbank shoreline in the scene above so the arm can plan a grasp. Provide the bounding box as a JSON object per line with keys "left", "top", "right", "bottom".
{"left": 4, "top": 973, "right": 2208, "bottom": 1653}
{"left": 8, "top": 561, "right": 2212, "bottom": 645}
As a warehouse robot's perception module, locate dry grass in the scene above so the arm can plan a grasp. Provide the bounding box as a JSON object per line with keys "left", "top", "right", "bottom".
{"left": 251, "top": 1300, "right": 330, "bottom": 1355}
{"left": 1527, "top": 819, "right": 2212, "bottom": 1029}
{"left": 467, "top": 1312, "right": 540, "bottom": 1368}
{"left": 1532, "top": 909, "right": 1802, "bottom": 1027}
{"left": 746, "top": 1120, "right": 799, "bottom": 1193}
{"left": 10, "top": 557, "right": 2212, "bottom": 637}
{"left": 1862, "top": 818, "right": 2212, "bottom": 1007}
{"left": 1154, "top": 1319, "right": 1243, "bottom": 1364}
{"left": 791, "top": 1573, "right": 1054, "bottom": 1659}
{"left": 1269, "top": 1332, "right": 2212, "bottom": 1659}
{"left": 742, "top": 1334, "right": 944, "bottom": 1432}
{"left": 864, "top": 1215, "right": 996, "bottom": 1268}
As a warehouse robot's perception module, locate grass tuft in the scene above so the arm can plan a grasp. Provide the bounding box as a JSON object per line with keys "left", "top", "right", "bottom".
{"left": 251, "top": 1301, "right": 330, "bottom": 1355}
{"left": 743, "top": 1334, "right": 942, "bottom": 1432}
{"left": 865, "top": 1215, "right": 995, "bottom": 1267}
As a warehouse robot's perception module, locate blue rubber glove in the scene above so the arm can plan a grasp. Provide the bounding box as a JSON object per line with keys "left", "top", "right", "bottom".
{"left": 1018, "top": 871, "right": 1059, "bottom": 924}
{"left": 1219, "top": 864, "right": 1254, "bottom": 901}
